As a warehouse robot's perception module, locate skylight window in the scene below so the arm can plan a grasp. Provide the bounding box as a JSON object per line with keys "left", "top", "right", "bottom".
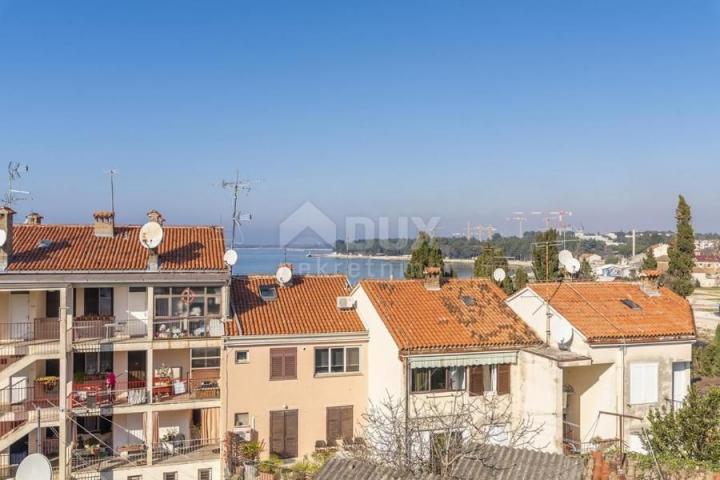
{"left": 36, "top": 239, "right": 52, "bottom": 249}
{"left": 259, "top": 284, "right": 278, "bottom": 302}
{"left": 620, "top": 299, "right": 641, "bottom": 311}
{"left": 461, "top": 295, "right": 476, "bottom": 306}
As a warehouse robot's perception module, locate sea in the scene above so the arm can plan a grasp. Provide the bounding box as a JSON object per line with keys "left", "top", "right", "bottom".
{"left": 232, "top": 248, "right": 474, "bottom": 284}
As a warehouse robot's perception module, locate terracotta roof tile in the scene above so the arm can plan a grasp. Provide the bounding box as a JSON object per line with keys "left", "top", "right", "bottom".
{"left": 229, "top": 275, "right": 365, "bottom": 336}
{"left": 360, "top": 278, "right": 541, "bottom": 353}
{"left": 7, "top": 224, "right": 226, "bottom": 271}
{"left": 527, "top": 282, "right": 696, "bottom": 343}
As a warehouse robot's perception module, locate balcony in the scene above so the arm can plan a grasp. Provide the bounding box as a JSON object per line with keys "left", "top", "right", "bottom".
{"left": 0, "top": 320, "right": 60, "bottom": 355}
{"left": 71, "top": 444, "right": 148, "bottom": 471}
{"left": 152, "top": 376, "right": 220, "bottom": 403}
{"left": 152, "top": 437, "right": 220, "bottom": 464}
{"left": 0, "top": 381, "right": 60, "bottom": 416}
{"left": 72, "top": 316, "right": 148, "bottom": 343}
{"left": 153, "top": 316, "right": 224, "bottom": 339}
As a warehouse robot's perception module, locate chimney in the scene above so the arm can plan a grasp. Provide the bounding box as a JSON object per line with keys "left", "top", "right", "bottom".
{"left": 423, "top": 266, "right": 442, "bottom": 291}
{"left": 147, "top": 209, "right": 165, "bottom": 224}
{"left": 93, "top": 211, "right": 115, "bottom": 238}
{"left": 640, "top": 269, "right": 662, "bottom": 296}
{"left": 25, "top": 212, "right": 43, "bottom": 225}
{"left": 0, "top": 207, "right": 14, "bottom": 270}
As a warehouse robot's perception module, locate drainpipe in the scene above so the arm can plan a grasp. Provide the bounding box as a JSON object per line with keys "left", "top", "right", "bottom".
{"left": 403, "top": 354, "right": 410, "bottom": 466}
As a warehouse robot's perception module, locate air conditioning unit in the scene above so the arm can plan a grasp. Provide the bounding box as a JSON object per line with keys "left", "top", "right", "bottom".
{"left": 234, "top": 426, "right": 253, "bottom": 442}
{"left": 336, "top": 296, "right": 356, "bottom": 310}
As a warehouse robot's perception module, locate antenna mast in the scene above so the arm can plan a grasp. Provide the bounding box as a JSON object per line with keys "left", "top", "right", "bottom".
{"left": 106, "top": 169, "right": 119, "bottom": 215}
{"left": 3, "top": 162, "right": 31, "bottom": 207}
{"left": 220, "top": 171, "right": 255, "bottom": 249}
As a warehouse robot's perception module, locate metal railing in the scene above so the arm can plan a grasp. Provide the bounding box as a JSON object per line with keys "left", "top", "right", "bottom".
{"left": 152, "top": 376, "right": 220, "bottom": 403}
{"left": 153, "top": 316, "right": 224, "bottom": 339}
{"left": 151, "top": 437, "right": 220, "bottom": 463}
{"left": 72, "top": 317, "right": 148, "bottom": 342}
{"left": 71, "top": 445, "right": 148, "bottom": 471}
{"left": 0, "top": 384, "right": 60, "bottom": 414}
{"left": 68, "top": 380, "right": 148, "bottom": 409}
{"left": 0, "top": 319, "right": 60, "bottom": 343}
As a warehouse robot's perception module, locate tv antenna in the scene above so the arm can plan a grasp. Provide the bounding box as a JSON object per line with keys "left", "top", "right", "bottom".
{"left": 3, "top": 162, "right": 31, "bottom": 207}
{"left": 220, "top": 171, "right": 258, "bottom": 249}
{"left": 106, "top": 169, "right": 119, "bottom": 215}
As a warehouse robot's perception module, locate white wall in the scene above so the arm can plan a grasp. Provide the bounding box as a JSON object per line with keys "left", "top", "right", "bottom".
{"left": 158, "top": 409, "right": 192, "bottom": 440}
{"left": 113, "top": 286, "right": 129, "bottom": 321}
{"left": 112, "top": 413, "right": 145, "bottom": 450}
{"left": 352, "top": 285, "right": 404, "bottom": 407}
{"left": 100, "top": 459, "right": 220, "bottom": 480}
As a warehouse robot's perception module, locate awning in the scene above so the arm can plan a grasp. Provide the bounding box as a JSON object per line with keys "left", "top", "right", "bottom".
{"left": 409, "top": 352, "right": 517, "bottom": 369}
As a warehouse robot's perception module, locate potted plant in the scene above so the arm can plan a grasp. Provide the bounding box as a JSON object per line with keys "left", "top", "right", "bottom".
{"left": 160, "top": 429, "right": 179, "bottom": 454}
{"left": 258, "top": 453, "right": 282, "bottom": 480}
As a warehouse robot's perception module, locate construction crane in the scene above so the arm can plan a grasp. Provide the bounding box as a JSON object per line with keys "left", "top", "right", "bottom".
{"left": 507, "top": 212, "right": 528, "bottom": 237}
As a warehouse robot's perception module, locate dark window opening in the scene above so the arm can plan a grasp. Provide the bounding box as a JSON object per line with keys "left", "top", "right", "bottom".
{"left": 621, "top": 299, "right": 641, "bottom": 311}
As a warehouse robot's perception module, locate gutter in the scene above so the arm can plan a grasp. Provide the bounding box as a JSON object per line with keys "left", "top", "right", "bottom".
{"left": 224, "top": 331, "right": 369, "bottom": 347}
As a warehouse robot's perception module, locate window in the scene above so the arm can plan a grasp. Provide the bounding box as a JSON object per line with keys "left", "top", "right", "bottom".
{"left": 270, "top": 348, "right": 297, "bottom": 380}
{"left": 163, "top": 473, "right": 177, "bottom": 480}
{"left": 326, "top": 406, "right": 353, "bottom": 444}
{"left": 411, "top": 367, "right": 465, "bottom": 393}
{"left": 128, "top": 476, "right": 142, "bottom": 480}
{"left": 621, "top": 299, "right": 642, "bottom": 311}
{"left": 191, "top": 348, "right": 221, "bottom": 369}
{"left": 234, "top": 413, "right": 250, "bottom": 427}
{"left": 258, "top": 284, "right": 278, "bottom": 302}
{"left": 197, "top": 469, "right": 212, "bottom": 480}
{"left": 468, "top": 364, "right": 511, "bottom": 396}
{"left": 235, "top": 350, "right": 249, "bottom": 364}
{"left": 153, "top": 287, "right": 222, "bottom": 318}
{"left": 84, "top": 287, "right": 113, "bottom": 316}
{"left": 270, "top": 410, "right": 298, "bottom": 458}
{"left": 314, "top": 347, "right": 360, "bottom": 375}
{"left": 630, "top": 363, "right": 658, "bottom": 405}
{"left": 46, "top": 291, "right": 60, "bottom": 318}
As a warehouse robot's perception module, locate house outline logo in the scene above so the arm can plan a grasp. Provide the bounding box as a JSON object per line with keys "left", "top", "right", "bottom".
{"left": 279, "top": 201, "right": 337, "bottom": 247}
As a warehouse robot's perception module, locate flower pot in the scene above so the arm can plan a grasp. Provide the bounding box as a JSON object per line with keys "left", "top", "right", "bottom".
{"left": 258, "top": 472, "right": 276, "bottom": 480}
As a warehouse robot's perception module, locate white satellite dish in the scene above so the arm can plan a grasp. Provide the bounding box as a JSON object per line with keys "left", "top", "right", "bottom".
{"left": 0, "top": 229, "right": 6, "bottom": 248}
{"left": 223, "top": 249, "right": 238, "bottom": 266}
{"left": 16, "top": 453, "right": 52, "bottom": 480}
{"left": 558, "top": 249, "right": 573, "bottom": 267}
{"left": 566, "top": 258, "right": 581, "bottom": 275}
{"left": 276, "top": 265, "right": 293, "bottom": 285}
{"left": 492, "top": 268, "right": 506, "bottom": 283}
{"left": 554, "top": 319, "right": 574, "bottom": 350}
{"left": 139, "top": 221, "right": 164, "bottom": 249}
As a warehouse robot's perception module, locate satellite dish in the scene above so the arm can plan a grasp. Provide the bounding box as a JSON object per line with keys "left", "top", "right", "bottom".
{"left": 492, "top": 268, "right": 506, "bottom": 283}
{"left": 276, "top": 265, "right": 293, "bottom": 285}
{"left": 224, "top": 249, "right": 238, "bottom": 266}
{"left": 16, "top": 453, "right": 52, "bottom": 480}
{"left": 139, "top": 221, "right": 164, "bottom": 249}
{"left": 558, "top": 249, "right": 573, "bottom": 267}
{"left": 0, "top": 229, "right": 6, "bottom": 247}
{"left": 553, "top": 319, "right": 574, "bottom": 350}
{"left": 566, "top": 258, "right": 581, "bottom": 275}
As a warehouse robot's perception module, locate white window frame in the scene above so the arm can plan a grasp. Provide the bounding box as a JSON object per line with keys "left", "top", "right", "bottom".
{"left": 314, "top": 346, "right": 360, "bottom": 375}
{"left": 234, "top": 412, "right": 250, "bottom": 427}
{"left": 629, "top": 362, "right": 658, "bottom": 405}
{"left": 234, "top": 350, "right": 249, "bottom": 364}
{"left": 482, "top": 365, "right": 498, "bottom": 394}
{"left": 191, "top": 347, "right": 221, "bottom": 369}
{"left": 198, "top": 468, "right": 212, "bottom": 480}
{"left": 163, "top": 473, "right": 178, "bottom": 480}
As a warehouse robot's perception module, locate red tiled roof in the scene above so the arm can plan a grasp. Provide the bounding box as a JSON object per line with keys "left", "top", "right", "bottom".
{"left": 527, "top": 282, "right": 696, "bottom": 343}
{"left": 7, "top": 224, "right": 226, "bottom": 271}
{"left": 360, "top": 278, "right": 541, "bottom": 353}
{"left": 229, "top": 275, "right": 365, "bottom": 336}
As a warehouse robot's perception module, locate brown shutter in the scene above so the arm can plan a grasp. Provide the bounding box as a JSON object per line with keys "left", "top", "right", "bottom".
{"left": 340, "top": 406, "right": 353, "bottom": 441}
{"left": 270, "top": 351, "right": 284, "bottom": 380}
{"left": 284, "top": 349, "right": 297, "bottom": 379}
{"left": 497, "top": 364, "right": 511, "bottom": 395}
{"left": 468, "top": 367, "right": 484, "bottom": 396}
{"left": 270, "top": 348, "right": 297, "bottom": 380}
{"left": 326, "top": 407, "right": 341, "bottom": 444}
{"left": 284, "top": 410, "right": 298, "bottom": 458}
{"left": 269, "top": 411, "right": 285, "bottom": 455}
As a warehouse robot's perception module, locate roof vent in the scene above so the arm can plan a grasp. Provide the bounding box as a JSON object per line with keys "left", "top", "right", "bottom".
{"left": 147, "top": 209, "right": 165, "bottom": 225}
{"left": 92, "top": 211, "right": 115, "bottom": 238}
{"left": 336, "top": 296, "right": 356, "bottom": 310}
{"left": 259, "top": 284, "right": 278, "bottom": 302}
{"left": 36, "top": 239, "right": 52, "bottom": 249}
{"left": 423, "top": 266, "right": 442, "bottom": 291}
{"left": 25, "top": 212, "right": 43, "bottom": 225}
{"left": 620, "top": 299, "right": 642, "bottom": 311}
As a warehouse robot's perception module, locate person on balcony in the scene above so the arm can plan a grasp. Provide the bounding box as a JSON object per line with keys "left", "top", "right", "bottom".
{"left": 105, "top": 369, "right": 116, "bottom": 403}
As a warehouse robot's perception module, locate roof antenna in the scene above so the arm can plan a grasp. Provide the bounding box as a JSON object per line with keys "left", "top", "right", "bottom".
{"left": 105, "top": 169, "right": 119, "bottom": 216}
{"left": 220, "top": 170, "right": 258, "bottom": 249}
{"left": 3, "top": 162, "right": 31, "bottom": 207}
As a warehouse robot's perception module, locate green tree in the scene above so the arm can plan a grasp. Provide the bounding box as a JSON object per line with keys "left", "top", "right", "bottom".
{"left": 532, "top": 229, "right": 560, "bottom": 281}
{"left": 405, "top": 232, "right": 444, "bottom": 279}
{"left": 501, "top": 275, "right": 515, "bottom": 295}
{"left": 642, "top": 247, "right": 658, "bottom": 270}
{"left": 666, "top": 195, "right": 696, "bottom": 297}
{"left": 578, "top": 259, "right": 594, "bottom": 280}
{"left": 473, "top": 243, "right": 508, "bottom": 278}
{"left": 644, "top": 387, "right": 720, "bottom": 463}
{"left": 514, "top": 269, "right": 529, "bottom": 290}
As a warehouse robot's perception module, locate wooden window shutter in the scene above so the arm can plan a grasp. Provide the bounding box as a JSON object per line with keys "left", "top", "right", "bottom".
{"left": 340, "top": 406, "right": 353, "bottom": 441}
{"left": 284, "top": 410, "right": 298, "bottom": 458}
{"left": 269, "top": 411, "right": 285, "bottom": 455}
{"left": 326, "top": 407, "right": 341, "bottom": 444}
{"left": 284, "top": 350, "right": 297, "bottom": 379}
{"left": 468, "top": 367, "right": 484, "bottom": 396}
{"left": 270, "top": 351, "right": 284, "bottom": 379}
{"left": 497, "top": 364, "right": 511, "bottom": 395}
{"left": 270, "top": 348, "right": 297, "bottom": 380}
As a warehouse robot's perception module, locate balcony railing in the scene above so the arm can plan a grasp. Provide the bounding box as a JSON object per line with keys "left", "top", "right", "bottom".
{"left": 153, "top": 317, "right": 224, "bottom": 339}
{"left": 71, "top": 445, "right": 148, "bottom": 471}
{"left": 0, "top": 319, "right": 60, "bottom": 344}
{"left": 72, "top": 316, "right": 149, "bottom": 342}
{"left": 68, "top": 380, "right": 148, "bottom": 409}
{"left": 152, "top": 437, "right": 220, "bottom": 463}
{"left": 0, "top": 383, "right": 60, "bottom": 414}
{"left": 152, "top": 376, "right": 220, "bottom": 403}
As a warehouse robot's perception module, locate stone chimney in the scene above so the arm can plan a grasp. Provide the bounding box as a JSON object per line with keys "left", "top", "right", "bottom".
{"left": 93, "top": 211, "right": 115, "bottom": 238}
{"left": 25, "top": 212, "right": 43, "bottom": 225}
{"left": 0, "top": 207, "right": 15, "bottom": 270}
{"left": 147, "top": 209, "right": 165, "bottom": 224}
{"left": 640, "top": 269, "right": 662, "bottom": 296}
{"left": 423, "top": 266, "right": 442, "bottom": 291}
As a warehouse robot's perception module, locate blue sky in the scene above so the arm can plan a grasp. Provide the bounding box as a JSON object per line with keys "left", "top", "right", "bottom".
{"left": 0, "top": 0, "right": 718, "bottom": 243}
